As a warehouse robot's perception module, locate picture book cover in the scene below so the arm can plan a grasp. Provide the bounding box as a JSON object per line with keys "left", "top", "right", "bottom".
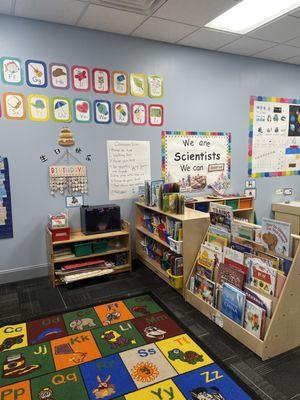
{"left": 209, "top": 202, "right": 233, "bottom": 233}
{"left": 275, "top": 272, "right": 286, "bottom": 298}
{"left": 278, "top": 255, "right": 293, "bottom": 276}
{"left": 256, "top": 250, "right": 280, "bottom": 269}
{"left": 208, "top": 225, "right": 232, "bottom": 244}
{"left": 216, "top": 263, "right": 245, "bottom": 290}
{"left": 231, "top": 240, "right": 253, "bottom": 254}
{"left": 221, "top": 283, "right": 246, "bottom": 325}
{"left": 233, "top": 235, "right": 267, "bottom": 253}
{"left": 249, "top": 257, "right": 277, "bottom": 296}
{"left": 194, "top": 274, "right": 216, "bottom": 307}
{"left": 150, "top": 179, "right": 163, "bottom": 207}
{"left": 224, "top": 246, "right": 244, "bottom": 266}
{"left": 261, "top": 218, "right": 291, "bottom": 256}
{"left": 206, "top": 231, "right": 228, "bottom": 249}
{"left": 244, "top": 300, "right": 266, "bottom": 339}
{"left": 244, "top": 287, "right": 272, "bottom": 318}
{"left": 197, "top": 242, "right": 223, "bottom": 269}
{"left": 232, "top": 221, "right": 254, "bottom": 241}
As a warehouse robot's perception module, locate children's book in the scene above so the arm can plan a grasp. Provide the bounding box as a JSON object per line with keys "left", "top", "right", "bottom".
{"left": 231, "top": 240, "right": 252, "bottom": 254}
{"left": 249, "top": 257, "right": 277, "bottom": 296}
{"left": 169, "top": 193, "right": 178, "bottom": 214}
{"left": 278, "top": 255, "right": 293, "bottom": 276}
{"left": 196, "top": 243, "right": 223, "bottom": 280}
{"left": 209, "top": 202, "right": 233, "bottom": 233}
{"left": 275, "top": 272, "right": 286, "bottom": 298}
{"left": 194, "top": 274, "right": 216, "bottom": 307}
{"left": 244, "top": 286, "right": 272, "bottom": 318}
{"left": 150, "top": 180, "right": 164, "bottom": 207}
{"left": 221, "top": 283, "right": 246, "bottom": 325}
{"left": 224, "top": 246, "right": 244, "bottom": 266}
{"left": 207, "top": 225, "right": 231, "bottom": 244}
{"left": 256, "top": 250, "right": 280, "bottom": 269}
{"left": 206, "top": 232, "right": 228, "bottom": 249}
{"left": 232, "top": 221, "right": 254, "bottom": 241}
{"left": 261, "top": 218, "right": 291, "bottom": 257}
{"left": 216, "top": 263, "right": 245, "bottom": 290}
{"left": 244, "top": 300, "right": 266, "bottom": 339}
{"left": 233, "top": 236, "right": 267, "bottom": 253}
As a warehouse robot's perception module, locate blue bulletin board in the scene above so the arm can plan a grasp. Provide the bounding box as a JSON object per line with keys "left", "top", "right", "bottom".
{"left": 0, "top": 157, "right": 13, "bottom": 239}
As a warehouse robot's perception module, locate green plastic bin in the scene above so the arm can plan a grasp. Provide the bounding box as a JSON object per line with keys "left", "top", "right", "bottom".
{"left": 92, "top": 240, "right": 108, "bottom": 254}
{"left": 225, "top": 199, "right": 239, "bottom": 210}
{"left": 73, "top": 242, "right": 93, "bottom": 257}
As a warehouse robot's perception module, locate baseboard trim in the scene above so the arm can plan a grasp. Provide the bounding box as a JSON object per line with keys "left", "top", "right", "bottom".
{"left": 0, "top": 263, "right": 48, "bottom": 284}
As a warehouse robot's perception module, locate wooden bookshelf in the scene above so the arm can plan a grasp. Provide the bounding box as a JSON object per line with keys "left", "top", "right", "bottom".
{"left": 135, "top": 202, "right": 209, "bottom": 293}
{"left": 185, "top": 220, "right": 300, "bottom": 360}
{"left": 46, "top": 220, "right": 132, "bottom": 287}
{"left": 185, "top": 195, "right": 255, "bottom": 223}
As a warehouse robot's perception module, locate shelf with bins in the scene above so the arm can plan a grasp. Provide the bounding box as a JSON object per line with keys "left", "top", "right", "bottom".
{"left": 185, "top": 196, "right": 255, "bottom": 223}
{"left": 135, "top": 202, "right": 209, "bottom": 293}
{"left": 185, "top": 220, "right": 300, "bottom": 360}
{"left": 46, "top": 220, "right": 131, "bottom": 287}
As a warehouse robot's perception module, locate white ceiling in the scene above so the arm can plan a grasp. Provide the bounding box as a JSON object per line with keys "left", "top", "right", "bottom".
{"left": 4, "top": 0, "right": 300, "bottom": 65}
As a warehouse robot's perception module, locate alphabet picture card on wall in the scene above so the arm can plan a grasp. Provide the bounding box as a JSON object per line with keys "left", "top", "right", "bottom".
{"left": 1, "top": 57, "right": 23, "bottom": 85}
{"left": 149, "top": 104, "right": 163, "bottom": 126}
{"left": 148, "top": 75, "right": 164, "bottom": 98}
{"left": 92, "top": 68, "right": 110, "bottom": 93}
{"left": 0, "top": 157, "right": 13, "bottom": 239}
{"left": 71, "top": 65, "right": 90, "bottom": 91}
{"left": 94, "top": 100, "right": 111, "bottom": 124}
{"left": 49, "top": 63, "right": 69, "bottom": 89}
{"left": 25, "top": 60, "right": 47, "bottom": 87}
{"left": 52, "top": 97, "right": 72, "bottom": 122}
{"left": 28, "top": 94, "right": 50, "bottom": 122}
{"left": 113, "top": 102, "right": 130, "bottom": 125}
{"left": 130, "top": 73, "right": 147, "bottom": 97}
{"left": 73, "top": 99, "right": 91, "bottom": 123}
{"left": 131, "top": 103, "right": 147, "bottom": 126}
{"left": 3, "top": 92, "right": 26, "bottom": 120}
{"left": 112, "top": 71, "right": 128, "bottom": 96}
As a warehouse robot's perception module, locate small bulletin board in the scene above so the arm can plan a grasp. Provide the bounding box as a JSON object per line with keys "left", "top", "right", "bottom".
{"left": 249, "top": 95, "right": 300, "bottom": 177}
{"left": 162, "top": 131, "right": 231, "bottom": 192}
{"left": 0, "top": 157, "right": 13, "bottom": 239}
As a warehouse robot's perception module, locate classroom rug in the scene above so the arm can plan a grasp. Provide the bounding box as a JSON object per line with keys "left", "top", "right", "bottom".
{"left": 0, "top": 294, "right": 258, "bottom": 400}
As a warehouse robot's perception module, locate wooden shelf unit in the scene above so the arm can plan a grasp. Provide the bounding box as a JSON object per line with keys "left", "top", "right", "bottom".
{"left": 185, "top": 220, "right": 300, "bottom": 361}
{"left": 185, "top": 196, "right": 255, "bottom": 223}
{"left": 135, "top": 202, "right": 209, "bottom": 294}
{"left": 46, "top": 220, "right": 132, "bottom": 287}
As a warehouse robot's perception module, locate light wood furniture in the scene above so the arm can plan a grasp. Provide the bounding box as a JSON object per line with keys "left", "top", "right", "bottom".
{"left": 185, "top": 220, "right": 300, "bottom": 361}
{"left": 135, "top": 202, "right": 209, "bottom": 295}
{"left": 272, "top": 201, "right": 300, "bottom": 235}
{"left": 186, "top": 196, "right": 255, "bottom": 223}
{"left": 46, "top": 220, "right": 131, "bottom": 287}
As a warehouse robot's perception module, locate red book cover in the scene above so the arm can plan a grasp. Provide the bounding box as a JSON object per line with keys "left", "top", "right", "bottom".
{"left": 216, "top": 263, "right": 245, "bottom": 290}
{"left": 224, "top": 257, "right": 249, "bottom": 278}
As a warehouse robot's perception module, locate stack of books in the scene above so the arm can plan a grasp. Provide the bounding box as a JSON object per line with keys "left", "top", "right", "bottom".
{"left": 189, "top": 203, "right": 292, "bottom": 339}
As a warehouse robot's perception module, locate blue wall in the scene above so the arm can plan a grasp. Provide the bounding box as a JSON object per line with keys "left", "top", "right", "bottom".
{"left": 1, "top": 14, "right": 300, "bottom": 282}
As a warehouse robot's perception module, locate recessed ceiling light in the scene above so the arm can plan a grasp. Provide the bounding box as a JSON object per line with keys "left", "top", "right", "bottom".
{"left": 205, "top": 0, "right": 300, "bottom": 34}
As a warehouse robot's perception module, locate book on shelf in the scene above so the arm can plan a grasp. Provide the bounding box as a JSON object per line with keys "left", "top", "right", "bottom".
{"left": 224, "top": 247, "right": 249, "bottom": 279}
{"left": 150, "top": 180, "right": 164, "bottom": 207}
{"left": 206, "top": 232, "right": 228, "bottom": 249}
{"left": 197, "top": 242, "right": 223, "bottom": 270}
{"left": 231, "top": 240, "right": 253, "bottom": 254}
{"left": 275, "top": 272, "right": 286, "bottom": 298}
{"left": 215, "top": 263, "right": 245, "bottom": 290}
{"left": 261, "top": 218, "right": 291, "bottom": 257}
{"left": 221, "top": 283, "right": 246, "bottom": 325}
{"left": 249, "top": 257, "right": 277, "bottom": 296}
{"left": 209, "top": 202, "right": 233, "bottom": 233}
{"left": 232, "top": 221, "right": 254, "bottom": 241}
{"left": 244, "top": 300, "right": 266, "bottom": 339}
{"left": 207, "top": 225, "right": 231, "bottom": 244}
{"left": 232, "top": 235, "right": 267, "bottom": 254}
{"left": 244, "top": 287, "right": 272, "bottom": 318}
{"left": 194, "top": 274, "right": 216, "bottom": 307}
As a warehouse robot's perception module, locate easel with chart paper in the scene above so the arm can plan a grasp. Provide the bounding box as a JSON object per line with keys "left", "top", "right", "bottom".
{"left": 185, "top": 219, "right": 300, "bottom": 360}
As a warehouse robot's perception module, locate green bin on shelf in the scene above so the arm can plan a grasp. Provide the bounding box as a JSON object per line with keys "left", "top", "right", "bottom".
{"left": 73, "top": 242, "right": 93, "bottom": 257}
{"left": 92, "top": 240, "right": 108, "bottom": 254}
{"left": 225, "top": 199, "right": 239, "bottom": 210}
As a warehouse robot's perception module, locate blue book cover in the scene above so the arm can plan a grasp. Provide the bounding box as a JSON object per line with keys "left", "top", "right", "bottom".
{"left": 221, "top": 283, "right": 246, "bottom": 325}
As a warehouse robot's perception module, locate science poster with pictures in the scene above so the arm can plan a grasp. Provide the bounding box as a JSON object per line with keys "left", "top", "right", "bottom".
{"left": 162, "top": 131, "right": 231, "bottom": 192}
{"left": 249, "top": 96, "right": 300, "bottom": 177}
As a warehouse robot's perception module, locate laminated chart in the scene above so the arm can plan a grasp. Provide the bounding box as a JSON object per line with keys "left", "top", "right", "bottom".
{"left": 249, "top": 96, "right": 300, "bottom": 177}
{"left": 0, "top": 157, "right": 13, "bottom": 239}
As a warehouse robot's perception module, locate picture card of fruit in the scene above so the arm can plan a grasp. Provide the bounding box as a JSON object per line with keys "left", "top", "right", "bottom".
{"left": 162, "top": 131, "right": 231, "bottom": 192}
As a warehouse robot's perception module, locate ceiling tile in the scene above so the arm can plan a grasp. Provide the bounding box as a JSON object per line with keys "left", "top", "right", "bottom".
{"left": 78, "top": 4, "right": 147, "bottom": 35}
{"left": 285, "top": 35, "right": 300, "bottom": 47}
{"left": 219, "top": 37, "right": 275, "bottom": 56}
{"left": 132, "top": 17, "right": 197, "bottom": 43}
{"left": 15, "top": 0, "right": 87, "bottom": 25}
{"left": 0, "top": 0, "right": 12, "bottom": 15}
{"left": 154, "top": 0, "right": 237, "bottom": 27}
{"left": 290, "top": 7, "right": 300, "bottom": 18}
{"left": 254, "top": 44, "right": 300, "bottom": 61}
{"left": 285, "top": 55, "right": 300, "bottom": 64}
{"left": 178, "top": 28, "right": 239, "bottom": 50}
{"left": 248, "top": 15, "right": 300, "bottom": 43}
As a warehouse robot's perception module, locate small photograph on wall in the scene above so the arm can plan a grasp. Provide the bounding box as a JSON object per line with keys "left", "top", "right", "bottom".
{"left": 71, "top": 65, "right": 90, "bottom": 92}
{"left": 149, "top": 104, "right": 163, "bottom": 126}
{"left": 66, "top": 195, "right": 84, "bottom": 208}
{"left": 3, "top": 92, "right": 26, "bottom": 120}
{"left": 131, "top": 103, "right": 147, "bottom": 126}
{"left": 113, "top": 102, "right": 130, "bottom": 125}
{"left": 148, "top": 75, "right": 164, "bottom": 98}
{"left": 25, "top": 60, "right": 47, "bottom": 88}
{"left": 50, "top": 63, "right": 69, "bottom": 89}
{"left": 28, "top": 94, "right": 50, "bottom": 122}
{"left": 1, "top": 57, "right": 23, "bottom": 85}
{"left": 130, "top": 73, "right": 147, "bottom": 97}
{"left": 94, "top": 100, "right": 111, "bottom": 124}
{"left": 112, "top": 71, "right": 128, "bottom": 95}
{"left": 92, "top": 68, "right": 110, "bottom": 93}
{"left": 289, "top": 105, "right": 300, "bottom": 136}
{"left": 52, "top": 97, "right": 72, "bottom": 122}
{"left": 74, "top": 99, "right": 91, "bottom": 123}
